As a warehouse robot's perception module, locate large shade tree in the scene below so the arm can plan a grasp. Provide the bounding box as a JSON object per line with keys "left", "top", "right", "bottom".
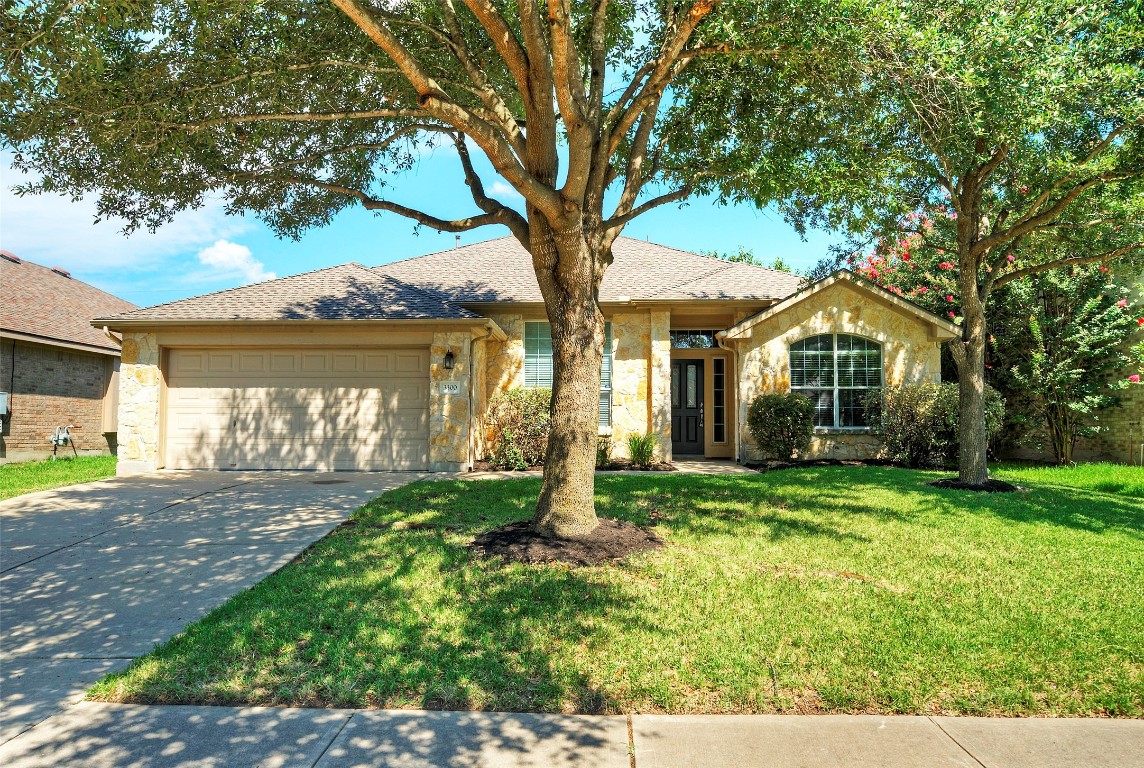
{"left": 2, "top": 0, "right": 864, "bottom": 535}
{"left": 748, "top": 0, "right": 1144, "bottom": 485}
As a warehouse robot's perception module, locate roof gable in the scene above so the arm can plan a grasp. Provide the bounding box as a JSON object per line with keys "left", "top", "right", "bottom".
{"left": 1, "top": 253, "right": 137, "bottom": 353}
{"left": 98, "top": 263, "right": 480, "bottom": 324}
{"left": 722, "top": 271, "right": 961, "bottom": 341}
{"left": 376, "top": 236, "right": 804, "bottom": 303}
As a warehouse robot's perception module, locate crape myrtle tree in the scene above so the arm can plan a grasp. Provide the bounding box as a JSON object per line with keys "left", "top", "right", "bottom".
{"left": 755, "top": 0, "right": 1144, "bottom": 485}
{"left": 850, "top": 224, "right": 1144, "bottom": 463}
{"left": 2, "top": 0, "right": 865, "bottom": 537}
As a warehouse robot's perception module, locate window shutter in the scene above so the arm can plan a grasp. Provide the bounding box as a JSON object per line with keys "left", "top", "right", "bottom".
{"left": 525, "top": 321, "right": 612, "bottom": 427}
{"left": 524, "top": 322, "right": 553, "bottom": 388}
{"left": 599, "top": 322, "right": 612, "bottom": 428}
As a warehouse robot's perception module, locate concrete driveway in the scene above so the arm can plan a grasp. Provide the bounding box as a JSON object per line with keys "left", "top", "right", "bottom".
{"left": 0, "top": 470, "right": 427, "bottom": 744}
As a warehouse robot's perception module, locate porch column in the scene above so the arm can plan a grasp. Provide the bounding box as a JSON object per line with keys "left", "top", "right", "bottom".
{"left": 649, "top": 310, "right": 672, "bottom": 461}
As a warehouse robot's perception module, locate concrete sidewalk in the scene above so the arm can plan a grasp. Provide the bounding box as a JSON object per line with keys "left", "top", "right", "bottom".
{"left": 0, "top": 703, "right": 1139, "bottom": 768}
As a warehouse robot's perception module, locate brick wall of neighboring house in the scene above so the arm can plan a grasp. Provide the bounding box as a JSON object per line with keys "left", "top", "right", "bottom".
{"left": 0, "top": 339, "right": 117, "bottom": 461}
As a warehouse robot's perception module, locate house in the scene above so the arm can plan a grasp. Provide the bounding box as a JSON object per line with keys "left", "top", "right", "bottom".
{"left": 1, "top": 251, "right": 137, "bottom": 461}
{"left": 95, "top": 237, "right": 960, "bottom": 476}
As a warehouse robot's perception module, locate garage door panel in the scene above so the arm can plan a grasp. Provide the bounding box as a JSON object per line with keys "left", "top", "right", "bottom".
{"left": 165, "top": 347, "right": 431, "bottom": 471}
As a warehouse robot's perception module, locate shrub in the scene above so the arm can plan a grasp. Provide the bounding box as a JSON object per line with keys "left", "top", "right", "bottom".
{"left": 866, "top": 382, "right": 1004, "bottom": 468}
{"left": 596, "top": 436, "right": 612, "bottom": 469}
{"left": 746, "top": 393, "right": 815, "bottom": 460}
{"left": 485, "top": 388, "right": 551, "bottom": 470}
{"left": 626, "top": 432, "right": 658, "bottom": 468}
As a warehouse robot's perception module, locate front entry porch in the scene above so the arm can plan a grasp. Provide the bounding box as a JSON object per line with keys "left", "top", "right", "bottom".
{"left": 669, "top": 347, "right": 734, "bottom": 460}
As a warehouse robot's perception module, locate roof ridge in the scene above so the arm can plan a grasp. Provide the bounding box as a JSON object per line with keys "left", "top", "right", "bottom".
{"left": 374, "top": 235, "right": 516, "bottom": 270}
{"left": 115, "top": 261, "right": 357, "bottom": 317}
{"left": 2, "top": 256, "right": 139, "bottom": 307}
{"left": 682, "top": 247, "right": 809, "bottom": 280}
{"left": 380, "top": 271, "right": 479, "bottom": 318}
{"left": 644, "top": 261, "right": 736, "bottom": 299}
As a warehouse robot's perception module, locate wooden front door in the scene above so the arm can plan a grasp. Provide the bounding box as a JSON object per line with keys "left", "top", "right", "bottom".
{"left": 671, "top": 359, "right": 704, "bottom": 455}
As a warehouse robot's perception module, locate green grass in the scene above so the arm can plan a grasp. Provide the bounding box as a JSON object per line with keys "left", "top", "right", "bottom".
{"left": 0, "top": 455, "right": 118, "bottom": 501}
{"left": 88, "top": 464, "right": 1144, "bottom": 716}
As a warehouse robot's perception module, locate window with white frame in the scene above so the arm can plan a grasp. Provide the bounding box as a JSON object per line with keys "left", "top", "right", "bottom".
{"left": 524, "top": 321, "right": 613, "bottom": 428}
{"left": 789, "top": 334, "right": 882, "bottom": 428}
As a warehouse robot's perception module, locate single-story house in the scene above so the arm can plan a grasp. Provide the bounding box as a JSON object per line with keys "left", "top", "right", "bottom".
{"left": 1, "top": 251, "right": 137, "bottom": 462}
{"left": 95, "top": 237, "right": 960, "bottom": 475}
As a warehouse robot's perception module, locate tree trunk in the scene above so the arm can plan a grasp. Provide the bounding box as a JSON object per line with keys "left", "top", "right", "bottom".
{"left": 957, "top": 279, "right": 991, "bottom": 485}
{"left": 531, "top": 229, "right": 605, "bottom": 539}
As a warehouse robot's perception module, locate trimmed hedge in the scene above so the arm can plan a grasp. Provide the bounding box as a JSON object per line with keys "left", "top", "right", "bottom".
{"left": 485, "top": 388, "right": 551, "bottom": 470}
{"left": 746, "top": 392, "right": 815, "bottom": 460}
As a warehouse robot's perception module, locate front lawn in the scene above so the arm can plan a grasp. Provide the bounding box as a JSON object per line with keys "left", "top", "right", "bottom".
{"left": 0, "top": 455, "right": 118, "bottom": 501}
{"left": 89, "top": 464, "right": 1144, "bottom": 716}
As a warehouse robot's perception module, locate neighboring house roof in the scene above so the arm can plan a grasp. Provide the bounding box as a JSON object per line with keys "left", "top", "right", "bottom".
{"left": 721, "top": 270, "right": 962, "bottom": 341}
{"left": 0, "top": 251, "right": 137, "bottom": 354}
{"left": 377, "top": 236, "right": 805, "bottom": 303}
{"left": 98, "top": 263, "right": 482, "bottom": 324}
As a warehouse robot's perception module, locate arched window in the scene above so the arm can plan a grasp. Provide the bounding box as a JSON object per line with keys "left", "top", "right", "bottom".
{"left": 790, "top": 334, "right": 882, "bottom": 428}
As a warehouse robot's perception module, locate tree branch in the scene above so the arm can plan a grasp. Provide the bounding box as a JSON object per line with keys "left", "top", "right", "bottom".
{"left": 280, "top": 175, "right": 520, "bottom": 233}
{"left": 452, "top": 133, "right": 530, "bottom": 242}
{"left": 604, "top": 186, "right": 692, "bottom": 231}
{"left": 991, "top": 243, "right": 1144, "bottom": 289}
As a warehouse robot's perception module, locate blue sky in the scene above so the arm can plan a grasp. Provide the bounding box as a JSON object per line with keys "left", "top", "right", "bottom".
{"left": 1, "top": 148, "right": 841, "bottom": 308}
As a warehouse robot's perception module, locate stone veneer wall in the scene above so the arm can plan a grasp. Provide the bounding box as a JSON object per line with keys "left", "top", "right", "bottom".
{"left": 479, "top": 311, "right": 673, "bottom": 461}
{"left": 429, "top": 330, "right": 471, "bottom": 470}
{"left": 649, "top": 311, "right": 672, "bottom": 460}
{"left": 734, "top": 281, "right": 943, "bottom": 461}
{"left": 117, "top": 332, "right": 161, "bottom": 474}
{"left": 609, "top": 312, "right": 651, "bottom": 459}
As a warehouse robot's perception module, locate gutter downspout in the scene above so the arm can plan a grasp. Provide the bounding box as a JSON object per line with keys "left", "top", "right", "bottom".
{"left": 102, "top": 326, "right": 122, "bottom": 347}
{"left": 716, "top": 330, "right": 741, "bottom": 464}
{"left": 468, "top": 323, "right": 496, "bottom": 470}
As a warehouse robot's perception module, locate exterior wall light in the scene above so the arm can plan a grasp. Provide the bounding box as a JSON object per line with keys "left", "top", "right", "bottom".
{"left": 443, "top": 350, "right": 455, "bottom": 370}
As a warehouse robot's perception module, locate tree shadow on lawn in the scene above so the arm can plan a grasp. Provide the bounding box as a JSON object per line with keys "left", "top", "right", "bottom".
{"left": 95, "top": 484, "right": 660, "bottom": 719}
{"left": 598, "top": 467, "right": 1144, "bottom": 540}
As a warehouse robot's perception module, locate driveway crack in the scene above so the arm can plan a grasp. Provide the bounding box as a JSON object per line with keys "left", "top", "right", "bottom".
{"left": 928, "top": 716, "right": 988, "bottom": 767}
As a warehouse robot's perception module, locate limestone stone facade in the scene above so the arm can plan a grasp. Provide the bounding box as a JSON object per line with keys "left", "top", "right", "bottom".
{"left": 476, "top": 310, "right": 675, "bottom": 461}
{"left": 727, "top": 279, "right": 947, "bottom": 461}
{"left": 116, "top": 332, "right": 161, "bottom": 474}
{"left": 429, "top": 330, "right": 472, "bottom": 470}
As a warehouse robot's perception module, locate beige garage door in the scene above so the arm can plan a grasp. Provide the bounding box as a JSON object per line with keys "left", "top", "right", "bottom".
{"left": 164, "top": 347, "right": 430, "bottom": 470}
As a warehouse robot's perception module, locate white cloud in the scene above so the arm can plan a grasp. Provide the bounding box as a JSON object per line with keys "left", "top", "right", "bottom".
{"left": 0, "top": 160, "right": 251, "bottom": 275}
{"left": 195, "top": 240, "right": 275, "bottom": 284}
{"left": 489, "top": 180, "right": 523, "bottom": 200}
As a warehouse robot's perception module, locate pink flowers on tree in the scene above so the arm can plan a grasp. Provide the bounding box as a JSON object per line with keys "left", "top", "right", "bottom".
{"left": 1130, "top": 375, "right": 1142, "bottom": 384}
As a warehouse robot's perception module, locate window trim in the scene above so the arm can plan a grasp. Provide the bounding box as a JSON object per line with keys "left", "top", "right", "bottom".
{"left": 789, "top": 333, "right": 882, "bottom": 431}
{"left": 524, "top": 321, "right": 613, "bottom": 429}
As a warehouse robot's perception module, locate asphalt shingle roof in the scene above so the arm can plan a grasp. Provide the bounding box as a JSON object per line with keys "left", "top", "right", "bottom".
{"left": 377, "top": 236, "right": 805, "bottom": 303}
{"left": 1, "top": 252, "right": 137, "bottom": 352}
{"left": 100, "top": 263, "right": 479, "bottom": 323}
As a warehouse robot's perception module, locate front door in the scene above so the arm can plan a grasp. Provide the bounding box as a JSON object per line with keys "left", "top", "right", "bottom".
{"left": 671, "top": 359, "right": 704, "bottom": 455}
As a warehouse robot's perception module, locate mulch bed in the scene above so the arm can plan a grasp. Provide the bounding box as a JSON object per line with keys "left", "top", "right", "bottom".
{"left": 468, "top": 518, "right": 664, "bottom": 567}
{"left": 743, "top": 458, "right": 898, "bottom": 473}
{"left": 928, "top": 478, "right": 1022, "bottom": 493}
{"left": 471, "top": 460, "right": 675, "bottom": 473}
{"left": 598, "top": 459, "right": 675, "bottom": 472}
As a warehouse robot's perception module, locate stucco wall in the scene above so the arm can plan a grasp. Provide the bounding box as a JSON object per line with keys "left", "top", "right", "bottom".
{"left": 733, "top": 281, "right": 943, "bottom": 461}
